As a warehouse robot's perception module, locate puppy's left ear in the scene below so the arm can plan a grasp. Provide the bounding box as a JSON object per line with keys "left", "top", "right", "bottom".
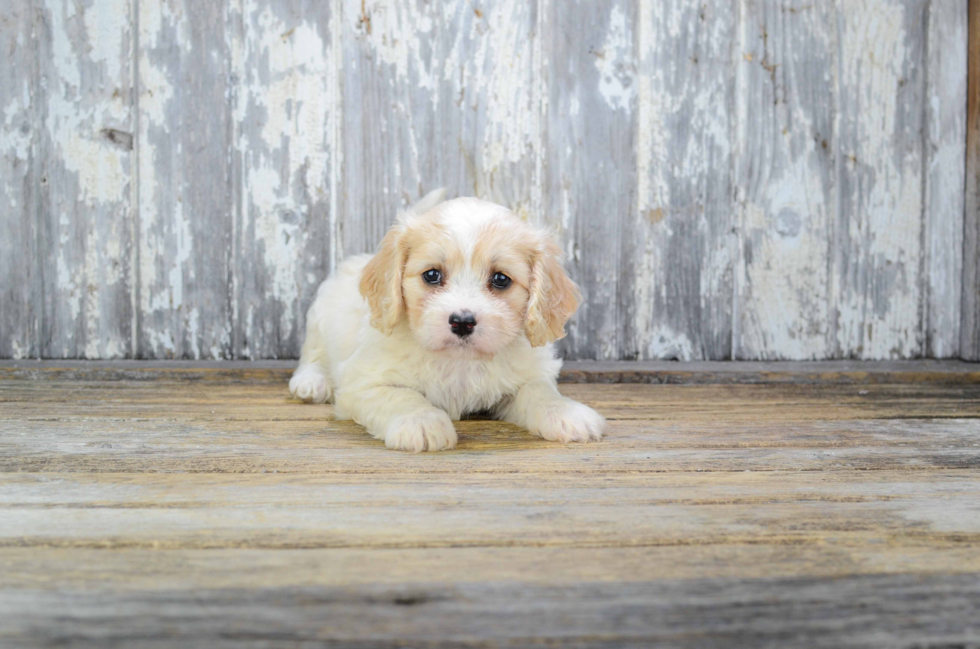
{"left": 525, "top": 235, "right": 581, "bottom": 347}
{"left": 359, "top": 226, "right": 405, "bottom": 335}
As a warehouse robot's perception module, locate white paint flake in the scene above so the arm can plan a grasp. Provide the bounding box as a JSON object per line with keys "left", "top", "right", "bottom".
{"left": 594, "top": 5, "right": 634, "bottom": 112}
{"left": 42, "top": 0, "right": 132, "bottom": 358}
{"left": 235, "top": 2, "right": 338, "bottom": 356}
{"left": 0, "top": 0, "right": 966, "bottom": 362}
{"left": 138, "top": 0, "right": 183, "bottom": 351}
{"left": 836, "top": 0, "right": 921, "bottom": 359}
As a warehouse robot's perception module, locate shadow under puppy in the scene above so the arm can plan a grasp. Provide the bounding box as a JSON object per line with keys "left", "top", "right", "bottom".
{"left": 290, "top": 190, "right": 607, "bottom": 452}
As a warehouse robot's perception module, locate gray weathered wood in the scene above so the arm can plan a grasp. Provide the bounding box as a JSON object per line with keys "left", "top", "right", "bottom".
{"left": 136, "top": 0, "right": 235, "bottom": 359}
{"left": 1, "top": 364, "right": 979, "bottom": 646}
{"left": 635, "top": 0, "right": 736, "bottom": 361}
{"left": 5, "top": 469, "right": 980, "bottom": 547}
{"left": 35, "top": 0, "right": 135, "bottom": 358}
{"left": 545, "top": 0, "right": 636, "bottom": 360}
{"left": 735, "top": 0, "right": 837, "bottom": 360}
{"left": 340, "top": 0, "right": 437, "bottom": 256}
{"left": 0, "top": 0, "right": 973, "bottom": 361}
{"left": 925, "top": 0, "right": 968, "bottom": 358}
{"left": 3, "top": 379, "right": 980, "bottom": 474}
{"left": 2, "top": 573, "right": 978, "bottom": 648}
{"left": 3, "top": 543, "right": 980, "bottom": 591}
{"left": 964, "top": 0, "right": 980, "bottom": 361}
{"left": 233, "top": 0, "right": 339, "bottom": 359}
{"left": 0, "top": 2, "right": 37, "bottom": 359}
{"left": 3, "top": 358, "right": 979, "bottom": 384}
{"left": 833, "top": 0, "right": 928, "bottom": 359}
{"left": 341, "top": 0, "right": 540, "bottom": 257}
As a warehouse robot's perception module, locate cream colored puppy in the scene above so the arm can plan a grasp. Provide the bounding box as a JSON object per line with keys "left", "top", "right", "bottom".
{"left": 289, "top": 190, "right": 606, "bottom": 452}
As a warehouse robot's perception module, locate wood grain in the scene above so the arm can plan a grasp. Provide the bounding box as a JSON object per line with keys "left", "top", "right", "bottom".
{"left": 925, "top": 0, "right": 968, "bottom": 358}
{"left": 834, "top": 0, "right": 928, "bottom": 359}
{"left": 965, "top": 0, "right": 980, "bottom": 361}
{"left": 35, "top": 0, "right": 135, "bottom": 359}
{"left": 545, "top": 0, "right": 636, "bottom": 360}
{"left": 4, "top": 359, "right": 980, "bottom": 385}
{"left": 234, "top": 0, "right": 339, "bottom": 360}
{"left": 0, "top": 2, "right": 37, "bottom": 359}
{"left": 2, "top": 381, "right": 980, "bottom": 477}
{"left": 341, "top": 0, "right": 539, "bottom": 256}
{"left": 1, "top": 573, "right": 979, "bottom": 649}
{"left": 1, "top": 367, "right": 978, "bottom": 645}
{"left": 5, "top": 543, "right": 980, "bottom": 591}
{"left": 735, "top": 0, "right": 836, "bottom": 360}
{"left": 136, "top": 0, "right": 235, "bottom": 360}
{"left": 635, "top": 0, "right": 736, "bottom": 361}
{"left": 0, "top": 1, "right": 973, "bottom": 361}
{"left": 3, "top": 469, "right": 980, "bottom": 549}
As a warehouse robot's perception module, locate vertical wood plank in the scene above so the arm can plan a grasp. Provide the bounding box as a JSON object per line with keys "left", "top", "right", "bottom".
{"left": 340, "top": 0, "right": 433, "bottom": 257}
{"left": 545, "top": 0, "right": 635, "bottom": 360}
{"left": 2, "top": 0, "right": 972, "bottom": 362}
{"left": 964, "top": 0, "right": 980, "bottom": 361}
{"left": 341, "top": 0, "right": 541, "bottom": 259}
{"left": 636, "top": 0, "right": 736, "bottom": 360}
{"left": 924, "top": 0, "right": 967, "bottom": 358}
{"left": 833, "top": 0, "right": 927, "bottom": 359}
{"left": 734, "top": 1, "right": 837, "bottom": 360}
{"left": 0, "top": 2, "right": 38, "bottom": 358}
{"left": 233, "top": 0, "right": 340, "bottom": 359}
{"left": 339, "top": 0, "right": 419, "bottom": 258}
{"left": 137, "top": 0, "right": 235, "bottom": 359}
{"left": 35, "top": 0, "right": 135, "bottom": 358}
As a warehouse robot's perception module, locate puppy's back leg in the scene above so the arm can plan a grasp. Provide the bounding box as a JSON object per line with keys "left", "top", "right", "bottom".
{"left": 289, "top": 302, "right": 333, "bottom": 404}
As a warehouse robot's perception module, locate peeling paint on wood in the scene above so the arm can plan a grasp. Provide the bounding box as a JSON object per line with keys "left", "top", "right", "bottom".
{"left": 0, "top": 0, "right": 972, "bottom": 360}
{"left": 0, "top": 3, "right": 37, "bottom": 360}
{"left": 342, "top": 0, "right": 540, "bottom": 256}
{"left": 735, "top": 0, "right": 836, "bottom": 360}
{"left": 234, "top": 0, "right": 339, "bottom": 360}
{"left": 637, "top": 0, "right": 735, "bottom": 361}
{"left": 36, "top": 0, "right": 135, "bottom": 359}
{"left": 547, "top": 0, "right": 636, "bottom": 360}
{"left": 137, "top": 0, "right": 235, "bottom": 360}
{"left": 925, "top": 0, "right": 967, "bottom": 359}
{"left": 834, "top": 0, "right": 928, "bottom": 359}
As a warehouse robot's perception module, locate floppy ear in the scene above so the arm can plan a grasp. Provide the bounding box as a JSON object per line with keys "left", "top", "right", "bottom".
{"left": 525, "top": 236, "right": 581, "bottom": 347}
{"left": 359, "top": 226, "right": 406, "bottom": 335}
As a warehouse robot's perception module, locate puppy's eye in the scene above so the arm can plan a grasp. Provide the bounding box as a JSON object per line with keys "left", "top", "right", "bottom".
{"left": 422, "top": 269, "right": 442, "bottom": 285}
{"left": 490, "top": 272, "right": 512, "bottom": 289}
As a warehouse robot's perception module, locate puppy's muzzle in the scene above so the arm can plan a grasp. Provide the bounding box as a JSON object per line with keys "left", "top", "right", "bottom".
{"left": 449, "top": 311, "right": 477, "bottom": 338}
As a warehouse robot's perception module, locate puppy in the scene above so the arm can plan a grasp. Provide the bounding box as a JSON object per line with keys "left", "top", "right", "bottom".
{"left": 289, "top": 190, "right": 607, "bottom": 452}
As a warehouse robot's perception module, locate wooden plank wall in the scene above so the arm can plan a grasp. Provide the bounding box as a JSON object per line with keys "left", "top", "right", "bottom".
{"left": 0, "top": 0, "right": 971, "bottom": 361}
{"left": 965, "top": 0, "right": 980, "bottom": 361}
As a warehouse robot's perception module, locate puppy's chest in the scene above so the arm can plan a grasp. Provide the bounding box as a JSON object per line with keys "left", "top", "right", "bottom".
{"left": 419, "top": 361, "right": 515, "bottom": 419}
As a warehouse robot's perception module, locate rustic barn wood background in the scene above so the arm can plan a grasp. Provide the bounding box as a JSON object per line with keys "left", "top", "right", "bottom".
{"left": 0, "top": 0, "right": 975, "bottom": 361}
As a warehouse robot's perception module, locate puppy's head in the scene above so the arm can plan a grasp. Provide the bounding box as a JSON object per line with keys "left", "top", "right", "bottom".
{"left": 359, "top": 197, "right": 579, "bottom": 356}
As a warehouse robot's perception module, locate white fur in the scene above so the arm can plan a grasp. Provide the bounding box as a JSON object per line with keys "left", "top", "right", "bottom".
{"left": 289, "top": 193, "right": 607, "bottom": 452}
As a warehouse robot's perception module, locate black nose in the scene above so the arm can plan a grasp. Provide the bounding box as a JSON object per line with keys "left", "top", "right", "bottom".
{"left": 449, "top": 311, "right": 477, "bottom": 337}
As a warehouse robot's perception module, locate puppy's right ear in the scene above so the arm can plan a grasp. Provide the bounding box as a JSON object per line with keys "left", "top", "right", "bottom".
{"left": 359, "top": 226, "right": 405, "bottom": 335}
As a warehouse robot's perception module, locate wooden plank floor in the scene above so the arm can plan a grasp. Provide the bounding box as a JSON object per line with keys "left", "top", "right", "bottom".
{"left": 1, "top": 362, "right": 979, "bottom": 647}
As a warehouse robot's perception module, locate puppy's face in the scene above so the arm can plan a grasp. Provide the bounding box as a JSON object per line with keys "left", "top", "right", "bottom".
{"left": 360, "top": 198, "right": 580, "bottom": 357}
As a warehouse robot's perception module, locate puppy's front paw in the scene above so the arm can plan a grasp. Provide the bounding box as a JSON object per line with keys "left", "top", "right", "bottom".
{"left": 530, "top": 400, "right": 606, "bottom": 444}
{"left": 289, "top": 366, "right": 331, "bottom": 403}
{"left": 385, "top": 409, "right": 458, "bottom": 453}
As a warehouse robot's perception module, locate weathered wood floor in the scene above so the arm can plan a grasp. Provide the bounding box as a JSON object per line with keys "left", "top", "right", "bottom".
{"left": 1, "top": 361, "right": 979, "bottom": 648}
